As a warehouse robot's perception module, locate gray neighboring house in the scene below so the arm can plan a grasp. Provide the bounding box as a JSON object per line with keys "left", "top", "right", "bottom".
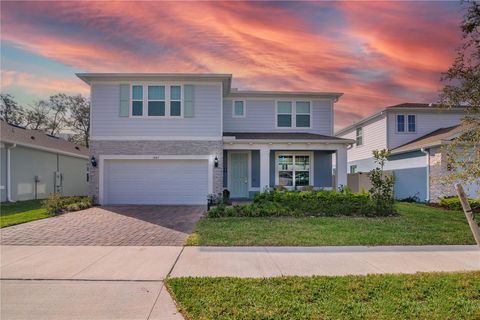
{"left": 77, "top": 73, "right": 353, "bottom": 205}
{"left": 1, "top": 121, "right": 89, "bottom": 202}
{"left": 336, "top": 103, "right": 478, "bottom": 202}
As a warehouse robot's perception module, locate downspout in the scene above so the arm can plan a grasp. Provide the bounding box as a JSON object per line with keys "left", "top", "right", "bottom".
{"left": 6, "top": 143, "right": 16, "bottom": 202}
{"left": 420, "top": 148, "right": 430, "bottom": 202}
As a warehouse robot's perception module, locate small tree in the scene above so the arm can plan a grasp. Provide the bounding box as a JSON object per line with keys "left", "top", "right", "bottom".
{"left": 66, "top": 95, "right": 90, "bottom": 147}
{"left": 46, "top": 93, "right": 69, "bottom": 136}
{"left": 24, "top": 100, "right": 50, "bottom": 130}
{"left": 369, "top": 149, "right": 396, "bottom": 215}
{"left": 0, "top": 93, "right": 25, "bottom": 126}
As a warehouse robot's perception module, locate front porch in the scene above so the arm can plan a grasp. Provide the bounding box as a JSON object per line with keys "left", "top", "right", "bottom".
{"left": 222, "top": 133, "right": 353, "bottom": 199}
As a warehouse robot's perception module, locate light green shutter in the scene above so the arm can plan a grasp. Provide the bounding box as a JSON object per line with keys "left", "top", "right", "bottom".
{"left": 184, "top": 85, "right": 194, "bottom": 118}
{"left": 119, "top": 84, "right": 130, "bottom": 117}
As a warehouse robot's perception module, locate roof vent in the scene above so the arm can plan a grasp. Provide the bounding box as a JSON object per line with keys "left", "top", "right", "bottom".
{"left": 30, "top": 136, "right": 35, "bottom": 140}
{"left": 75, "top": 146, "right": 80, "bottom": 150}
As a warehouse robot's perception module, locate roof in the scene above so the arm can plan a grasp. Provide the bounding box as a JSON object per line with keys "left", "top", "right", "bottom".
{"left": 76, "top": 73, "right": 343, "bottom": 99}
{"left": 0, "top": 121, "right": 89, "bottom": 158}
{"left": 335, "top": 102, "right": 466, "bottom": 136}
{"left": 223, "top": 132, "right": 354, "bottom": 144}
{"left": 227, "top": 90, "right": 343, "bottom": 99}
{"left": 390, "top": 125, "right": 463, "bottom": 154}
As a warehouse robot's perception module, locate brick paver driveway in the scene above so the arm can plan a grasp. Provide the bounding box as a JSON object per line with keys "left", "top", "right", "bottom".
{"left": 0, "top": 206, "right": 205, "bottom": 246}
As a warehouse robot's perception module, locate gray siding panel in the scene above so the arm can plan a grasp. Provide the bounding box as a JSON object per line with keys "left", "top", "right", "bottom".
{"left": 58, "top": 155, "right": 88, "bottom": 197}
{"left": 223, "top": 150, "right": 228, "bottom": 188}
{"left": 393, "top": 167, "right": 427, "bottom": 201}
{"left": 314, "top": 151, "right": 333, "bottom": 187}
{"left": 91, "top": 84, "right": 222, "bottom": 138}
{"left": 269, "top": 150, "right": 276, "bottom": 187}
{"left": 223, "top": 99, "right": 332, "bottom": 135}
{"left": 1, "top": 147, "right": 7, "bottom": 202}
{"left": 251, "top": 150, "right": 260, "bottom": 188}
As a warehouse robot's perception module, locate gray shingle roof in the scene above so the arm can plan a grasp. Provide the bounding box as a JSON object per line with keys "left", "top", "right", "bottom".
{"left": 1, "top": 121, "right": 89, "bottom": 158}
{"left": 391, "top": 125, "right": 462, "bottom": 154}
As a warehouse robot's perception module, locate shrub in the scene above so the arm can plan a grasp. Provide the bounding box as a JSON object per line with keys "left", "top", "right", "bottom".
{"left": 439, "top": 197, "right": 480, "bottom": 211}
{"left": 42, "top": 194, "right": 92, "bottom": 215}
{"left": 369, "top": 149, "right": 396, "bottom": 216}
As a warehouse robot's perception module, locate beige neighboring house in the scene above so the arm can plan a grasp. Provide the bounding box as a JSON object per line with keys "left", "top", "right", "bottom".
{"left": 1, "top": 121, "right": 89, "bottom": 202}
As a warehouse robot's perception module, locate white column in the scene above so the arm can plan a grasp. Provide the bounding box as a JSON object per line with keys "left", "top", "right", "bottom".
{"left": 259, "top": 147, "right": 270, "bottom": 191}
{"left": 335, "top": 147, "right": 347, "bottom": 190}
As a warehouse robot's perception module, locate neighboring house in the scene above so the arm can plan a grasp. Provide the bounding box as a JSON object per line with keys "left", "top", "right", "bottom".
{"left": 0, "top": 121, "right": 89, "bottom": 202}
{"left": 77, "top": 73, "right": 353, "bottom": 205}
{"left": 336, "top": 103, "right": 478, "bottom": 201}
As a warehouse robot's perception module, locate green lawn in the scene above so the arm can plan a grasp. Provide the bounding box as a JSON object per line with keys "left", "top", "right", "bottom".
{"left": 167, "top": 272, "right": 480, "bottom": 320}
{"left": 187, "top": 203, "right": 476, "bottom": 246}
{"left": 1, "top": 200, "right": 51, "bottom": 228}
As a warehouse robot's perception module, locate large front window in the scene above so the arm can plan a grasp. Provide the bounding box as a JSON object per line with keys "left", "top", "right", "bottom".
{"left": 131, "top": 84, "right": 182, "bottom": 117}
{"left": 276, "top": 101, "right": 311, "bottom": 128}
{"left": 277, "top": 154, "right": 311, "bottom": 189}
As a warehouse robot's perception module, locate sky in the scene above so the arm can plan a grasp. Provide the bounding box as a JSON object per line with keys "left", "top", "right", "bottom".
{"left": 0, "top": 1, "right": 465, "bottom": 130}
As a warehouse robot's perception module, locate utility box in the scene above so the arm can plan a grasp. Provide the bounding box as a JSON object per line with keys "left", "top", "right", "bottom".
{"left": 54, "top": 171, "right": 63, "bottom": 193}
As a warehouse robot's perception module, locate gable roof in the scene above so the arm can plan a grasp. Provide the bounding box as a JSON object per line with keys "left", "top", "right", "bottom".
{"left": 335, "top": 102, "right": 466, "bottom": 136}
{"left": 0, "top": 121, "right": 89, "bottom": 158}
{"left": 390, "top": 125, "right": 463, "bottom": 154}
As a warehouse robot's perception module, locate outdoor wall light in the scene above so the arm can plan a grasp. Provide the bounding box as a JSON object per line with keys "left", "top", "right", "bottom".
{"left": 214, "top": 156, "right": 219, "bottom": 168}
{"left": 90, "top": 156, "right": 97, "bottom": 168}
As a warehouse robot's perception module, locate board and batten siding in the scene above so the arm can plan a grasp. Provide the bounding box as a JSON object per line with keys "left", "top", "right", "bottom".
{"left": 387, "top": 111, "right": 464, "bottom": 149}
{"left": 91, "top": 83, "right": 223, "bottom": 138}
{"left": 338, "top": 115, "right": 387, "bottom": 162}
{"left": 223, "top": 99, "right": 333, "bottom": 135}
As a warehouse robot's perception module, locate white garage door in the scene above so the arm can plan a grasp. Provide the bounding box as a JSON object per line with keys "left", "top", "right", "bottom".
{"left": 104, "top": 159, "right": 209, "bottom": 205}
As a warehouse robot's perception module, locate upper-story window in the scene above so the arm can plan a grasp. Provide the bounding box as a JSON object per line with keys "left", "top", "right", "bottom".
{"left": 356, "top": 127, "right": 363, "bottom": 146}
{"left": 276, "top": 101, "right": 311, "bottom": 128}
{"left": 132, "top": 85, "right": 143, "bottom": 116}
{"left": 232, "top": 100, "right": 245, "bottom": 118}
{"left": 131, "top": 84, "right": 182, "bottom": 117}
{"left": 396, "top": 114, "right": 416, "bottom": 133}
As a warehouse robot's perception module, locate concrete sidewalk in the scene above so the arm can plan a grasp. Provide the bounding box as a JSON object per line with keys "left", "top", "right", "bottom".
{"left": 171, "top": 245, "right": 480, "bottom": 278}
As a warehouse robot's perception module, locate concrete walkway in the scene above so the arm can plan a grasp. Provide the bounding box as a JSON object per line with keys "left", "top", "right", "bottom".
{"left": 1, "top": 245, "right": 479, "bottom": 319}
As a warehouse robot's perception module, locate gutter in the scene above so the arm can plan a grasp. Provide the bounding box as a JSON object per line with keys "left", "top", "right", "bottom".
{"left": 6, "top": 143, "right": 16, "bottom": 202}
{"left": 420, "top": 148, "right": 430, "bottom": 202}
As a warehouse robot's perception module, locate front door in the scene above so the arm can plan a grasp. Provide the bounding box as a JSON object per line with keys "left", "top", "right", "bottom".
{"left": 230, "top": 153, "right": 248, "bottom": 198}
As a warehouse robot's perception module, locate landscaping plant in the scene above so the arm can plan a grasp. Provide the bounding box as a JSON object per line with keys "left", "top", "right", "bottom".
{"left": 369, "top": 149, "right": 396, "bottom": 215}
{"left": 42, "top": 193, "right": 92, "bottom": 215}
{"left": 440, "top": 196, "right": 480, "bottom": 211}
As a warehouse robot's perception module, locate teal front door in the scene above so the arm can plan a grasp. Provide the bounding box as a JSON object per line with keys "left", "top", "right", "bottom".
{"left": 230, "top": 153, "right": 249, "bottom": 198}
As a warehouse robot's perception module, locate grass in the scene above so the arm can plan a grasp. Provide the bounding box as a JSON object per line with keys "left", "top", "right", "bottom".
{"left": 1, "top": 200, "right": 51, "bottom": 228}
{"left": 166, "top": 272, "right": 480, "bottom": 320}
{"left": 186, "top": 202, "right": 476, "bottom": 246}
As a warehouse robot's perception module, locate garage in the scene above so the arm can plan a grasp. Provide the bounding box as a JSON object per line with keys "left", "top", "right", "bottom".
{"left": 103, "top": 158, "right": 209, "bottom": 205}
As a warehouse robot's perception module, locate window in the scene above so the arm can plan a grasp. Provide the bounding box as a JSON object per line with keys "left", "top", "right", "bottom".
{"left": 407, "top": 115, "right": 416, "bottom": 132}
{"left": 170, "top": 85, "right": 182, "bottom": 116}
{"left": 233, "top": 100, "right": 245, "bottom": 117}
{"left": 397, "top": 114, "right": 416, "bottom": 133}
{"left": 295, "top": 101, "right": 310, "bottom": 128}
{"left": 356, "top": 127, "right": 363, "bottom": 146}
{"left": 350, "top": 165, "right": 357, "bottom": 174}
{"left": 277, "top": 101, "right": 292, "bottom": 127}
{"left": 132, "top": 85, "right": 143, "bottom": 116}
{"left": 277, "top": 154, "right": 311, "bottom": 189}
{"left": 148, "top": 86, "right": 165, "bottom": 116}
{"left": 396, "top": 115, "right": 405, "bottom": 132}
{"left": 131, "top": 84, "right": 183, "bottom": 117}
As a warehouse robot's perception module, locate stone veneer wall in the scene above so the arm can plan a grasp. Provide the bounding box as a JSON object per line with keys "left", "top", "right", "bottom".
{"left": 429, "top": 146, "right": 456, "bottom": 202}
{"left": 89, "top": 140, "right": 223, "bottom": 204}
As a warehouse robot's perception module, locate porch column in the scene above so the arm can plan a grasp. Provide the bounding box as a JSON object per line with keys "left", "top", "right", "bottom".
{"left": 259, "top": 147, "right": 270, "bottom": 191}
{"left": 335, "top": 147, "right": 347, "bottom": 190}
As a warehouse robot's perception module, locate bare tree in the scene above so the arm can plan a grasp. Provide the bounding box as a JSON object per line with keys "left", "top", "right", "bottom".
{"left": 67, "top": 95, "right": 90, "bottom": 147}
{"left": 46, "top": 93, "right": 69, "bottom": 136}
{"left": 0, "top": 93, "right": 25, "bottom": 126}
{"left": 24, "top": 100, "right": 50, "bottom": 130}
{"left": 440, "top": 1, "right": 480, "bottom": 185}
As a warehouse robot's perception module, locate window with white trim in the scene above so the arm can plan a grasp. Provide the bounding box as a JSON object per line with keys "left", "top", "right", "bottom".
{"left": 295, "top": 101, "right": 310, "bottom": 128}
{"left": 276, "top": 101, "right": 311, "bottom": 128}
{"left": 277, "top": 154, "right": 311, "bottom": 189}
{"left": 277, "top": 101, "right": 292, "bottom": 127}
{"left": 350, "top": 165, "right": 357, "bottom": 174}
{"left": 131, "top": 84, "right": 183, "bottom": 117}
{"left": 148, "top": 85, "right": 165, "bottom": 116}
{"left": 131, "top": 85, "right": 143, "bottom": 116}
{"left": 233, "top": 100, "right": 245, "bottom": 117}
{"left": 396, "top": 114, "right": 416, "bottom": 133}
{"left": 356, "top": 127, "right": 363, "bottom": 146}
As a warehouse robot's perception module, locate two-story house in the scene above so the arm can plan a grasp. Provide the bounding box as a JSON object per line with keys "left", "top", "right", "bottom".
{"left": 77, "top": 73, "right": 353, "bottom": 205}
{"left": 336, "top": 103, "right": 478, "bottom": 202}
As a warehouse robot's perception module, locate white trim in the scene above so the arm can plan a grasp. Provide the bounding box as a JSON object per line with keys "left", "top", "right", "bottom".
{"left": 275, "top": 100, "right": 312, "bottom": 129}
{"left": 129, "top": 83, "right": 184, "bottom": 119}
{"left": 98, "top": 154, "right": 214, "bottom": 205}
{"left": 227, "top": 151, "right": 250, "bottom": 198}
{"left": 0, "top": 139, "right": 88, "bottom": 159}
{"left": 232, "top": 100, "right": 246, "bottom": 118}
{"left": 90, "top": 136, "right": 222, "bottom": 141}
{"left": 224, "top": 141, "right": 352, "bottom": 150}
{"left": 6, "top": 144, "right": 16, "bottom": 202}
{"left": 274, "top": 151, "right": 314, "bottom": 189}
